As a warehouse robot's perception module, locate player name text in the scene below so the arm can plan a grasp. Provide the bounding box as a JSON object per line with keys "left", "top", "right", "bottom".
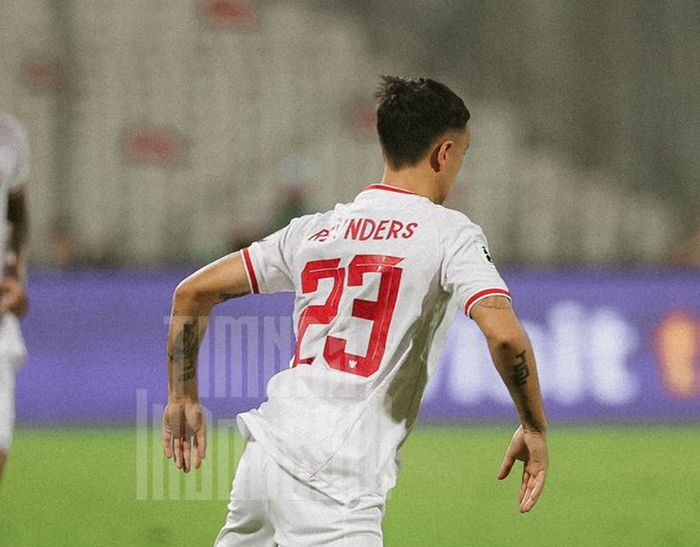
{"left": 308, "top": 218, "right": 418, "bottom": 243}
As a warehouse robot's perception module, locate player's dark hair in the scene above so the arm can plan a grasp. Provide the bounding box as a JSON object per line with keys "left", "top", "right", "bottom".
{"left": 375, "top": 76, "right": 470, "bottom": 169}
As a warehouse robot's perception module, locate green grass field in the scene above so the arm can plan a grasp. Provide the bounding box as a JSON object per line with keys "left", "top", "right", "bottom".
{"left": 1, "top": 426, "right": 699, "bottom": 546}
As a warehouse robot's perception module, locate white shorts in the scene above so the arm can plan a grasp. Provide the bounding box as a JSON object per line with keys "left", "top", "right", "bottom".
{"left": 0, "top": 313, "right": 26, "bottom": 452}
{"left": 214, "top": 439, "right": 385, "bottom": 547}
{"left": 0, "top": 354, "right": 16, "bottom": 452}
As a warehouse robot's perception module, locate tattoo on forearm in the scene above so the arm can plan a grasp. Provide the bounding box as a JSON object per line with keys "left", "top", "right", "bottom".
{"left": 476, "top": 296, "right": 511, "bottom": 310}
{"left": 513, "top": 350, "right": 530, "bottom": 386}
{"left": 179, "top": 369, "right": 197, "bottom": 381}
{"left": 169, "top": 320, "right": 199, "bottom": 382}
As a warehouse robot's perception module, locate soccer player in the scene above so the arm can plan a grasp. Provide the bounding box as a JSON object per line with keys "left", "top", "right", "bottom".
{"left": 163, "top": 76, "right": 548, "bottom": 546}
{"left": 0, "top": 112, "right": 30, "bottom": 488}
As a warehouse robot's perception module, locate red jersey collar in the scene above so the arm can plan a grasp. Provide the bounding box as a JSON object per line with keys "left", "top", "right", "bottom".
{"left": 363, "top": 183, "right": 419, "bottom": 196}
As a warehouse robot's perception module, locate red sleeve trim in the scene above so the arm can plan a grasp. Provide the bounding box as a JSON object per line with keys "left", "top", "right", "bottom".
{"left": 241, "top": 247, "right": 260, "bottom": 294}
{"left": 464, "top": 288, "right": 511, "bottom": 317}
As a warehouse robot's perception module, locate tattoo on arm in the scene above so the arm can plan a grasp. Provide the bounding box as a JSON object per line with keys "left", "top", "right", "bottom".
{"left": 512, "top": 350, "right": 530, "bottom": 386}
{"left": 476, "top": 296, "right": 512, "bottom": 311}
{"left": 169, "top": 320, "right": 199, "bottom": 382}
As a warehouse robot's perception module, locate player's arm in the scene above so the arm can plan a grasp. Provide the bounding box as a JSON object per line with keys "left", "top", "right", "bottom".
{"left": 1, "top": 188, "right": 29, "bottom": 315}
{"left": 471, "top": 296, "right": 548, "bottom": 513}
{"left": 162, "top": 251, "right": 251, "bottom": 473}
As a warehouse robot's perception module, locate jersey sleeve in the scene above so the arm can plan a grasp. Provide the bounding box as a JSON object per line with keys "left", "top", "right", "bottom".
{"left": 242, "top": 216, "right": 309, "bottom": 294}
{"left": 0, "top": 115, "right": 30, "bottom": 191}
{"left": 440, "top": 212, "right": 511, "bottom": 318}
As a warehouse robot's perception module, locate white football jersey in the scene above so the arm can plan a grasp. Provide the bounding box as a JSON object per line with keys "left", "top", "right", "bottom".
{"left": 237, "top": 183, "right": 510, "bottom": 503}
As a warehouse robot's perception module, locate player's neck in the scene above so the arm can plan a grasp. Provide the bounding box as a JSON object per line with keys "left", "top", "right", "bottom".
{"left": 380, "top": 165, "right": 445, "bottom": 204}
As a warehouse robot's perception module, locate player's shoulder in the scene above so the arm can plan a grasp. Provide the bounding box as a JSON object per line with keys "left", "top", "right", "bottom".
{"left": 430, "top": 204, "right": 483, "bottom": 237}
{"left": 287, "top": 211, "right": 328, "bottom": 230}
{"left": 279, "top": 211, "right": 329, "bottom": 241}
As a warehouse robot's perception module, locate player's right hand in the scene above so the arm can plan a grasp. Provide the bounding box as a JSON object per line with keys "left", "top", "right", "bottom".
{"left": 162, "top": 399, "right": 207, "bottom": 473}
{"left": 0, "top": 277, "right": 28, "bottom": 317}
{"left": 497, "top": 425, "right": 548, "bottom": 513}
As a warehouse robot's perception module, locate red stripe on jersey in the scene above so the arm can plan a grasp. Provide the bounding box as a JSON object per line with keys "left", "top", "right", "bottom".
{"left": 464, "top": 288, "right": 511, "bottom": 317}
{"left": 241, "top": 247, "right": 260, "bottom": 294}
{"left": 364, "top": 183, "right": 418, "bottom": 196}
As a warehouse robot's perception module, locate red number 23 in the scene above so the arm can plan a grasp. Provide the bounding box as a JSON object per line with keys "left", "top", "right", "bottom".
{"left": 293, "top": 254, "right": 403, "bottom": 378}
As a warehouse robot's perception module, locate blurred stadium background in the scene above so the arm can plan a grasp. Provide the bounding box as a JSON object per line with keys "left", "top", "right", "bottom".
{"left": 1, "top": 1, "right": 699, "bottom": 545}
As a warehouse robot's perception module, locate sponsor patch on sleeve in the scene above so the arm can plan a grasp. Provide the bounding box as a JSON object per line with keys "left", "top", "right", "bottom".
{"left": 477, "top": 241, "right": 496, "bottom": 266}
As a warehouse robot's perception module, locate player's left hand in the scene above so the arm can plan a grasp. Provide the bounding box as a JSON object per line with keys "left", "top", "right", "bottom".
{"left": 162, "top": 399, "right": 207, "bottom": 473}
{"left": 0, "top": 276, "right": 28, "bottom": 317}
{"left": 497, "top": 425, "right": 548, "bottom": 513}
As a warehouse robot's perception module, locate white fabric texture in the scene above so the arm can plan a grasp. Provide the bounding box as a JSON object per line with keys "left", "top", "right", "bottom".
{"left": 214, "top": 439, "right": 384, "bottom": 547}
{"left": 0, "top": 314, "right": 27, "bottom": 451}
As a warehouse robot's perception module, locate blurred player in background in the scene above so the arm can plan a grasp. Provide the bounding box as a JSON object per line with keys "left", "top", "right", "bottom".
{"left": 162, "top": 76, "right": 548, "bottom": 545}
{"left": 0, "top": 113, "right": 30, "bottom": 488}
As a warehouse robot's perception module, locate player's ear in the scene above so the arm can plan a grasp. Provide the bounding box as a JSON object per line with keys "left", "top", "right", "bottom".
{"left": 430, "top": 139, "right": 454, "bottom": 173}
{"left": 430, "top": 140, "right": 454, "bottom": 173}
